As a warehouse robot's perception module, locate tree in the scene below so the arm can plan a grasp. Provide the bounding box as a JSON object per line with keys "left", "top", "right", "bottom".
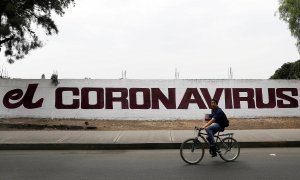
{"left": 273, "top": 1, "right": 300, "bottom": 79}
{"left": 270, "top": 60, "right": 300, "bottom": 79}
{"left": 289, "top": 59, "right": 300, "bottom": 78}
{"left": 278, "top": 0, "right": 300, "bottom": 53}
{"left": 0, "top": 0, "right": 74, "bottom": 63}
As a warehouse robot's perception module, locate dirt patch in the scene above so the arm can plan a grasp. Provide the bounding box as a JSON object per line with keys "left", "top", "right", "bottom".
{"left": 1, "top": 117, "right": 300, "bottom": 130}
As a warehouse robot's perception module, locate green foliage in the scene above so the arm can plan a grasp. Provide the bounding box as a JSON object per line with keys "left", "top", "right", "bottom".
{"left": 270, "top": 60, "right": 300, "bottom": 79}
{"left": 275, "top": 1, "right": 300, "bottom": 79}
{"left": 278, "top": 0, "right": 300, "bottom": 53}
{"left": 0, "top": 0, "right": 75, "bottom": 63}
{"left": 290, "top": 60, "right": 300, "bottom": 78}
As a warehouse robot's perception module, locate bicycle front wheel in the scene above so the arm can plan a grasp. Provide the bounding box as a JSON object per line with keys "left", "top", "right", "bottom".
{"left": 180, "top": 138, "right": 204, "bottom": 164}
{"left": 218, "top": 137, "right": 240, "bottom": 162}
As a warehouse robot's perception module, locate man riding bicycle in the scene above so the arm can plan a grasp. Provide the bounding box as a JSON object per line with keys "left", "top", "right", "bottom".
{"left": 201, "top": 99, "right": 229, "bottom": 157}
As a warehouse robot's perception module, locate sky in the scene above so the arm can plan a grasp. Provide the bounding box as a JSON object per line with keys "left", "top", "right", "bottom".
{"left": 0, "top": 0, "right": 299, "bottom": 79}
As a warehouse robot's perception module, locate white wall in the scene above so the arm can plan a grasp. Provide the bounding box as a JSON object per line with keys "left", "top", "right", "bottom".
{"left": 0, "top": 79, "right": 299, "bottom": 120}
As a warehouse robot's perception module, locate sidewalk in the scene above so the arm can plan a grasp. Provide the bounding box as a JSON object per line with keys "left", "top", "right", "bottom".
{"left": 0, "top": 129, "right": 300, "bottom": 150}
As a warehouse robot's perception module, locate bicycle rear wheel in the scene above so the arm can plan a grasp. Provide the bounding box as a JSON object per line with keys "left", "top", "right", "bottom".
{"left": 218, "top": 137, "right": 240, "bottom": 162}
{"left": 180, "top": 138, "right": 204, "bottom": 164}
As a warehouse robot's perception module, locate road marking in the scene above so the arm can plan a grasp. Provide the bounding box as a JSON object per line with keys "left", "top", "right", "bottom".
{"left": 169, "top": 130, "right": 173, "bottom": 142}
{"left": 113, "top": 132, "right": 122, "bottom": 143}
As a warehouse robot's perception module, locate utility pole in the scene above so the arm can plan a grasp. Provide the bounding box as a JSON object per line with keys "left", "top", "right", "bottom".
{"left": 228, "top": 67, "right": 233, "bottom": 79}
{"left": 122, "top": 70, "right": 127, "bottom": 79}
{"left": 175, "top": 68, "right": 179, "bottom": 79}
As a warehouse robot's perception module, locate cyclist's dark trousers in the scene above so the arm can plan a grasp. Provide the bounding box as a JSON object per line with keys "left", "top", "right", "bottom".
{"left": 205, "top": 123, "right": 222, "bottom": 145}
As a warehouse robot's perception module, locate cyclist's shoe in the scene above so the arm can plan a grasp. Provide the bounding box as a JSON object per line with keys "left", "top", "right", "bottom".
{"left": 211, "top": 152, "right": 217, "bottom": 157}
{"left": 210, "top": 144, "right": 217, "bottom": 157}
{"left": 209, "top": 148, "right": 217, "bottom": 155}
{"left": 209, "top": 146, "right": 213, "bottom": 155}
{"left": 216, "top": 146, "right": 221, "bottom": 153}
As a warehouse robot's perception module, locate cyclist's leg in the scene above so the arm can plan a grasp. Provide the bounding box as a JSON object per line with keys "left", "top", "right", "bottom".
{"left": 206, "top": 123, "right": 221, "bottom": 144}
{"left": 205, "top": 123, "right": 222, "bottom": 157}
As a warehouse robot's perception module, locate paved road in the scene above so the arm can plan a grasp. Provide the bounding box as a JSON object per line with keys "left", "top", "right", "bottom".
{"left": 0, "top": 148, "right": 299, "bottom": 180}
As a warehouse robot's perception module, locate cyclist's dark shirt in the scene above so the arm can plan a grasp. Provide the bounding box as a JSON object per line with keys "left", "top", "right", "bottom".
{"left": 209, "top": 107, "right": 228, "bottom": 128}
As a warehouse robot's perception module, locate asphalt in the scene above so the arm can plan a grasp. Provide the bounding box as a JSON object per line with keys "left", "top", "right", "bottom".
{"left": 0, "top": 129, "right": 300, "bottom": 150}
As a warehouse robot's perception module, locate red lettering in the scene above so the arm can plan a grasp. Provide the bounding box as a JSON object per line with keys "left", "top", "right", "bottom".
{"left": 105, "top": 88, "right": 128, "bottom": 109}
{"left": 151, "top": 88, "right": 176, "bottom": 109}
{"left": 255, "top": 88, "right": 276, "bottom": 108}
{"left": 55, "top": 87, "right": 79, "bottom": 109}
{"left": 233, "top": 88, "right": 255, "bottom": 109}
{"left": 47, "top": 86, "right": 298, "bottom": 110}
{"left": 3, "top": 89, "right": 24, "bottom": 109}
{"left": 276, "top": 88, "right": 299, "bottom": 108}
{"left": 129, "top": 88, "right": 151, "bottom": 109}
{"left": 200, "top": 88, "right": 223, "bottom": 108}
{"left": 3, "top": 84, "right": 44, "bottom": 109}
{"left": 225, "top": 88, "right": 233, "bottom": 109}
{"left": 81, "top": 88, "right": 104, "bottom": 109}
{"left": 178, "top": 88, "right": 207, "bottom": 109}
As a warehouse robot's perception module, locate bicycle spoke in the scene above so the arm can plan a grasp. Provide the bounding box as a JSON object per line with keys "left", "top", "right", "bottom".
{"left": 218, "top": 137, "right": 240, "bottom": 162}
{"left": 180, "top": 128, "right": 239, "bottom": 164}
{"left": 180, "top": 138, "right": 204, "bottom": 164}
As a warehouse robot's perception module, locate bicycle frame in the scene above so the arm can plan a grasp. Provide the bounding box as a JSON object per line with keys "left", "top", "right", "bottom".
{"left": 180, "top": 127, "right": 240, "bottom": 164}
{"left": 194, "top": 127, "right": 234, "bottom": 149}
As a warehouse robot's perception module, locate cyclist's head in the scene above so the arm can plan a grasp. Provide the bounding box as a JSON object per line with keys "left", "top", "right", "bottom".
{"left": 211, "top": 99, "right": 218, "bottom": 105}
{"left": 211, "top": 99, "right": 218, "bottom": 109}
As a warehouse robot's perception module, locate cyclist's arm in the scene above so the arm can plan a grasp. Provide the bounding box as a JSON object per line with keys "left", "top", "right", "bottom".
{"left": 202, "top": 118, "right": 216, "bottom": 129}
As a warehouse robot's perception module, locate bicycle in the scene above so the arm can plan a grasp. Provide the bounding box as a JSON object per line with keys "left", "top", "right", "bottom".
{"left": 180, "top": 127, "right": 240, "bottom": 164}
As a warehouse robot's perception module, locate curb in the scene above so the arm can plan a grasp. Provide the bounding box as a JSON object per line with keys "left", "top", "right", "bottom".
{"left": 239, "top": 141, "right": 300, "bottom": 148}
{"left": 1, "top": 141, "right": 300, "bottom": 150}
{"left": 0, "top": 143, "right": 181, "bottom": 150}
{"left": 0, "top": 123, "right": 97, "bottom": 130}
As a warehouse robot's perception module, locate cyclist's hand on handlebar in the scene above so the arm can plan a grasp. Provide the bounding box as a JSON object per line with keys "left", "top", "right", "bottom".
{"left": 200, "top": 125, "right": 207, "bottom": 130}
{"left": 195, "top": 126, "right": 205, "bottom": 130}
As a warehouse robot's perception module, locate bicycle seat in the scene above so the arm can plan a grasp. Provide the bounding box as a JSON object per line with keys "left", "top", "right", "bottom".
{"left": 219, "top": 128, "right": 225, "bottom": 132}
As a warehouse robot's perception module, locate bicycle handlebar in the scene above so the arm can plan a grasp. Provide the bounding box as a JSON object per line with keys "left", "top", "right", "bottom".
{"left": 194, "top": 126, "right": 204, "bottom": 131}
